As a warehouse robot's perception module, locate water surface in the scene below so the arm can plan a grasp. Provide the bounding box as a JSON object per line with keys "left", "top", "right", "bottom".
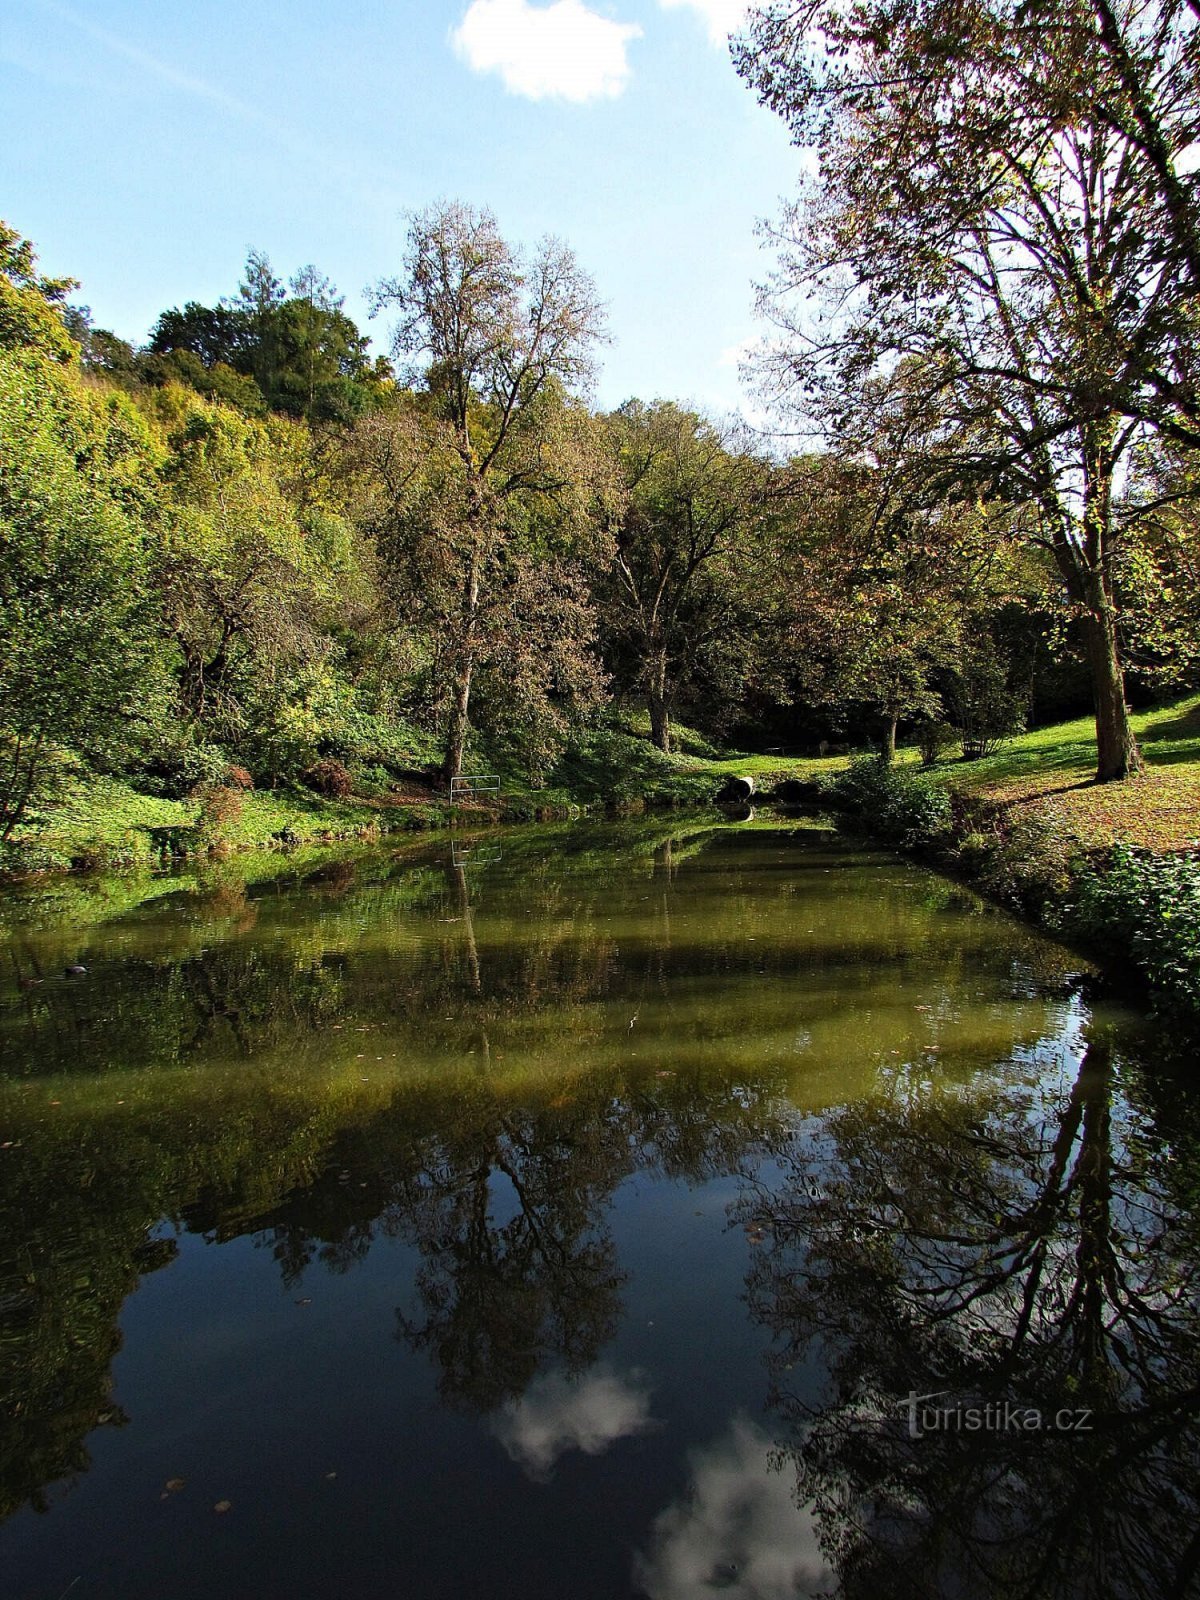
{"left": 1, "top": 821, "right": 1197, "bottom": 1599}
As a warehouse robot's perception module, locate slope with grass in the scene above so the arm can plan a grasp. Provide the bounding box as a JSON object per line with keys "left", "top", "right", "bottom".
{"left": 938, "top": 693, "right": 1200, "bottom": 852}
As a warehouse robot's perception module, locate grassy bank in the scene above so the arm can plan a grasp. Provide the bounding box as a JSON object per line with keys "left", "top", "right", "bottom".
{"left": 815, "top": 701, "right": 1200, "bottom": 1025}
{"left": 932, "top": 692, "right": 1200, "bottom": 852}
{"left": 3, "top": 773, "right": 454, "bottom": 876}
{"left": 6, "top": 700, "right": 1198, "bottom": 1037}
{"left": 1, "top": 719, "right": 755, "bottom": 878}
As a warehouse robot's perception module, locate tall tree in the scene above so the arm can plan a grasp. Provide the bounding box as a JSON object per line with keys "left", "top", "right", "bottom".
{"left": 773, "top": 451, "right": 965, "bottom": 760}
{"left": 370, "top": 202, "right": 608, "bottom": 779}
{"left": 155, "top": 394, "right": 362, "bottom": 777}
{"left": 0, "top": 348, "right": 158, "bottom": 840}
{"left": 600, "top": 401, "right": 771, "bottom": 752}
{"left": 343, "top": 391, "right": 608, "bottom": 782}
{"left": 735, "top": 0, "right": 1200, "bottom": 779}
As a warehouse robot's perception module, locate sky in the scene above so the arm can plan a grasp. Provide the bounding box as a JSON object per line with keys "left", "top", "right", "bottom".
{"left": 0, "top": 0, "right": 803, "bottom": 416}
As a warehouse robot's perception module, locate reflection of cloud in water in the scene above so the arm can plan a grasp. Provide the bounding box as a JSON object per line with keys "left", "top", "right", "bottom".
{"left": 635, "top": 1417, "right": 833, "bottom": 1599}
{"left": 493, "top": 1366, "right": 655, "bottom": 1478}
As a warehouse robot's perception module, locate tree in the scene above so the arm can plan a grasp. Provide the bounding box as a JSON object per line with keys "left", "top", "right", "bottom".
{"left": 343, "top": 392, "right": 608, "bottom": 782}
{"left": 149, "top": 255, "right": 388, "bottom": 424}
{"left": 148, "top": 300, "right": 249, "bottom": 370}
{"left": 370, "top": 201, "right": 608, "bottom": 780}
{"left": 1116, "top": 435, "right": 1200, "bottom": 689}
{"left": 0, "top": 220, "right": 77, "bottom": 362}
{"left": 735, "top": 0, "right": 1200, "bottom": 779}
{"left": 599, "top": 401, "right": 772, "bottom": 752}
{"left": 270, "top": 266, "right": 388, "bottom": 423}
{"left": 0, "top": 349, "right": 158, "bottom": 840}
{"left": 773, "top": 452, "right": 962, "bottom": 760}
{"left": 154, "top": 392, "right": 364, "bottom": 779}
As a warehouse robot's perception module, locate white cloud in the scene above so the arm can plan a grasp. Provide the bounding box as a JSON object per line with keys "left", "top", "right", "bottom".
{"left": 492, "top": 1366, "right": 655, "bottom": 1478}
{"left": 452, "top": 0, "right": 642, "bottom": 103}
{"left": 634, "top": 1416, "right": 834, "bottom": 1600}
{"left": 718, "top": 336, "right": 760, "bottom": 369}
{"left": 658, "top": 0, "right": 754, "bottom": 46}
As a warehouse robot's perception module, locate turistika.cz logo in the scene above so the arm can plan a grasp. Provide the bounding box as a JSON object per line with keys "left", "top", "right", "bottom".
{"left": 899, "top": 1390, "right": 1094, "bottom": 1440}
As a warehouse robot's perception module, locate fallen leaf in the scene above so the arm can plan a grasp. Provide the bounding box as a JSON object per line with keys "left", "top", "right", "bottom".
{"left": 165, "top": 1477, "right": 185, "bottom": 1493}
{"left": 214, "top": 1499, "right": 232, "bottom": 1514}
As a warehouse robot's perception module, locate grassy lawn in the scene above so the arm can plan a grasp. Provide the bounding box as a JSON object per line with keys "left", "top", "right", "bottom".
{"left": 940, "top": 692, "right": 1200, "bottom": 851}
{"left": 647, "top": 696, "right": 1200, "bottom": 853}
{"left": 9, "top": 773, "right": 443, "bottom": 872}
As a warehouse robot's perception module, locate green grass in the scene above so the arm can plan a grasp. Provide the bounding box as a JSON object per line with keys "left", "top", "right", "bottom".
{"left": 673, "top": 693, "right": 1200, "bottom": 852}
{"left": 608, "top": 693, "right": 1200, "bottom": 851}
{"left": 933, "top": 692, "right": 1200, "bottom": 851}
{"left": 6, "top": 772, "right": 450, "bottom": 875}
{"left": 937, "top": 692, "right": 1200, "bottom": 787}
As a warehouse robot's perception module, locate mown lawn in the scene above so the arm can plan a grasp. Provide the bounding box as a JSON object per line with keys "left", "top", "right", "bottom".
{"left": 672, "top": 694, "right": 1200, "bottom": 852}
{"left": 941, "top": 693, "right": 1200, "bottom": 851}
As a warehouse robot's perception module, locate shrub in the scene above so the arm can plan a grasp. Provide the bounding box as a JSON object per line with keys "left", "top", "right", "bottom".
{"left": 826, "top": 757, "right": 952, "bottom": 850}
{"left": 947, "top": 638, "right": 1028, "bottom": 759}
{"left": 975, "top": 807, "right": 1074, "bottom": 916}
{"left": 914, "top": 718, "right": 957, "bottom": 768}
{"left": 1068, "top": 846, "right": 1200, "bottom": 1017}
{"left": 194, "top": 783, "right": 244, "bottom": 846}
{"left": 303, "top": 758, "right": 353, "bottom": 799}
{"left": 139, "top": 740, "right": 230, "bottom": 800}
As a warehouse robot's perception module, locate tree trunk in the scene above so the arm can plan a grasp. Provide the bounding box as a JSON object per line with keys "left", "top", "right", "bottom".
{"left": 648, "top": 652, "right": 671, "bottom": 753}
{"left": 442, "top": 544, "right": 481, "bottom": 783}
{"left": 1054, "top": 431, "right": 1143, "bottom": 784}
{"left": 1081, "top": 572, "right": 1143, "bottom": 784}
{"left": 881, "top": 712, "right": 898, "bottom": 765}
{"left": 648, "top": 696, "right": 671, "bottom": 754}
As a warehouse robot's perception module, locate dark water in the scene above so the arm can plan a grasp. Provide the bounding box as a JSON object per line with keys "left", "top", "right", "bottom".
{"left": 0, "top": 820, "right": 1197, "bottom": 1600}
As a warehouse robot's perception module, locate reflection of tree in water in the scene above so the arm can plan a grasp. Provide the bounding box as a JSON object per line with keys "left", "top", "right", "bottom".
{"left": 0, "top": 826, "right": 1109, "bottom": 1530}
{"left": 737, "top": 1033, "right": 1200, "bottom": 1599}
{"left": 392, "top": 1089, "right": 626, "bottom": 1413}
{"left": 249, "top": 1069, "right": 790, "bottom": 1416}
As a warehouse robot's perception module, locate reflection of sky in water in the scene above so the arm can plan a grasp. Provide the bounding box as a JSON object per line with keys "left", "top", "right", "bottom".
{"left": 635, "top": 1416, "right": 833, "bottom": 1599}
{"left": 492, "top": 1365, "right": 655, "bottom": 1478}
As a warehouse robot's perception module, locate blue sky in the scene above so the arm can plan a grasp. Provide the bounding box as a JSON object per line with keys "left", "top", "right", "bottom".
{"left": 1, "top": 0, "right": 801, "bottom": 414}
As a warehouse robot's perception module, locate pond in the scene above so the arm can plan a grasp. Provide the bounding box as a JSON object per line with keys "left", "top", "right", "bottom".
{"left": 0, "top": 820, "right": 1197, "bottom": 1600}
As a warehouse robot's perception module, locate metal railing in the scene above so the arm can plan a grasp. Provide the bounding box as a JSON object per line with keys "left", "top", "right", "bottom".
{"left": 449, "top": 773, "right": 500, "bottom": 804}
{"left": 451, "top": 841, "right": 503, "bottom": 867}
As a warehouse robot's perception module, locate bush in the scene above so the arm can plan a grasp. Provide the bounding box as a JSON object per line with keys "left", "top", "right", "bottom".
{"left": 914, "top": 718, "right": 957, "bottom": 767}
{"left": 194, "top": 783, "right": 244, "bottom": 846}
{"left": 303, "top": 758, "right": 353, "bottom": 799}
{"left": 139, "top": 740, "right": 230, "bottom": 800}
{"left": 971, "top": 807, "right": 1074, "bottom": 916}
{"left": 947, "top": 638, "right": 1028, "bottom": 759}
{"left": 825, "top": 757, "right": 953, "bottom": 850}
{"left": 1068, "top": 846, "right": 1200, "bottom": 1017}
